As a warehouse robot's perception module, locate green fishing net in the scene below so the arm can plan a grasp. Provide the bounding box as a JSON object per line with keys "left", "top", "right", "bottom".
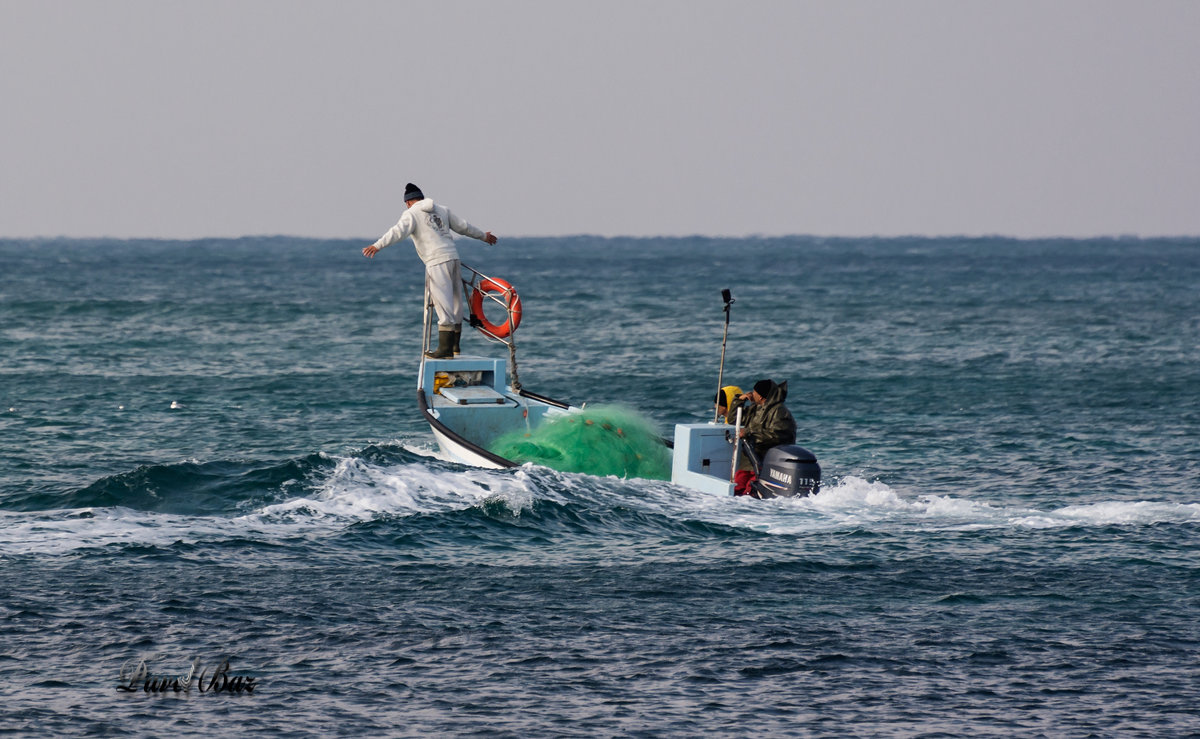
{"left": 488, "top": 405, "right": 672, "bottom": 480}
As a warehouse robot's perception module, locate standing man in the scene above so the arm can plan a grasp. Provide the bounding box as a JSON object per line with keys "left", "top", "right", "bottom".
{"left": 363, "top": 183, "right": 498, "bottom": 358}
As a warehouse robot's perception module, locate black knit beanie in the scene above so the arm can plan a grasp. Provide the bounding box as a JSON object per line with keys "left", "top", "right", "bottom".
{"left": 404, "top": 183, "right": 424, "bottom": 201}
{"left": 753, "top": 379, "right": 775, "bottom": 396}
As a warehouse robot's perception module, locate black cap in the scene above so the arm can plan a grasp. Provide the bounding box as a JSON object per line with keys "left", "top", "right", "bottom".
{"left": 753, "top": 379, "right": 775, "bottom": 396}
{"left": 404, "top": 183, "right": 424, "bottom": 201}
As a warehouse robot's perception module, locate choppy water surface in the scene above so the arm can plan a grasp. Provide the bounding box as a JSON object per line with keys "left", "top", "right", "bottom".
{"left": 1, "top": 236, "right": 1198, "bottom": 736}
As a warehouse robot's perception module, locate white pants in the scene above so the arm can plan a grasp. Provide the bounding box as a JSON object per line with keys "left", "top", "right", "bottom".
{"left": 426, "top": 260, "right": 463, "bottom": 329}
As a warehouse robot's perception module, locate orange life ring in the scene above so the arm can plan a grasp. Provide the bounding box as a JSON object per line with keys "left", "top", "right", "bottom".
{"left": 470, "top": 278, "right": 523, "bottom": 338}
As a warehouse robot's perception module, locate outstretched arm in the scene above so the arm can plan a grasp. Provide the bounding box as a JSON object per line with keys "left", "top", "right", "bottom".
{"left": 363, "top": 211, "right": 415, "bottom": 258}
{"left": 447, "top": 208, "right": 496, "bottom": 245}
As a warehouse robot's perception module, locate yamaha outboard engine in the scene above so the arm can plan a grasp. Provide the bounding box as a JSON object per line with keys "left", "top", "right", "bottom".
{"left": 751, "top": 444, "right": 821, "bottom": 499}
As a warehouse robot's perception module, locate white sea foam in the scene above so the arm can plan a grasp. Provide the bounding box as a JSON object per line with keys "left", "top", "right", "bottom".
{"left": 1014, "top": 499, "right": 1200, "bottom": 528}
{"left": 0, "top": 507, "right": 268, "bottom": 556}
{"left": 398, "top": 439, "right": 460, "bottom": 464}
{"left": 647, "top": 474, "right": 1200, "bottom": 536}
{"left": 2, "top": 463, "right": 1197, "bottom": 557}
{"left": 257, "top": 455, "right": 538, "bottom": 521}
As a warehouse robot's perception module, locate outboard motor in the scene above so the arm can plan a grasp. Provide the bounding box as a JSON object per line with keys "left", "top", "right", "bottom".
{"left": 750, "top": 444, "right": 821, "bottom": 499}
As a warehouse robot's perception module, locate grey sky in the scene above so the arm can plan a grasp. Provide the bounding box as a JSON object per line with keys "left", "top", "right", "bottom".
{"left": 2, "top": 0, "right": 1197, "bottom": 239}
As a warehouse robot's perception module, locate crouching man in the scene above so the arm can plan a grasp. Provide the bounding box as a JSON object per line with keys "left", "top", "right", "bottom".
{"left": 734, "top": 379, "right": 796, "bottom": 496}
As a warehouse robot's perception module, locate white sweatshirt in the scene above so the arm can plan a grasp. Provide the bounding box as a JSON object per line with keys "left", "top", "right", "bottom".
{"left": 371, "top": 199, "right": 488, "bottom": 267}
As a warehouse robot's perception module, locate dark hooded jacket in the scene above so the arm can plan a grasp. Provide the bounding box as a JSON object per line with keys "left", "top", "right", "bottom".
{"left": 738, "top": 380, "right": 796, "bottom": 469}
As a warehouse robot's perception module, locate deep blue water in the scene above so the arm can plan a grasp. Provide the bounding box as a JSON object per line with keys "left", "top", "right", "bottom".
{"left": 1, "top": 236, "right": 1198, "bottom": 736}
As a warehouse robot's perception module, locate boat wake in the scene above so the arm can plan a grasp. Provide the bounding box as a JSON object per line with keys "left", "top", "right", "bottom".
{"left": 2, "top": 447, "right": 1197, "bottom": 557}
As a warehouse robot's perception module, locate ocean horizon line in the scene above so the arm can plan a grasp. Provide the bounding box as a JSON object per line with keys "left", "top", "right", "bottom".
{"left": 3, "top": 232, "right": 1198, "bottom": 245}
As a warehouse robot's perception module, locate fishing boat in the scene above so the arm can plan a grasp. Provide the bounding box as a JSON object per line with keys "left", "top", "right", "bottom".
{"left": 416, "top": 266, "right": 820, "bottom": 497}
{"left": 415, "top": 265, "right": 581, "bottom": 469}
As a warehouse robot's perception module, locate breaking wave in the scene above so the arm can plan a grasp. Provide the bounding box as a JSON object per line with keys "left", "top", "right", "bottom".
{"left": 1, "top": 447, "right": 1197, "bottom": 557}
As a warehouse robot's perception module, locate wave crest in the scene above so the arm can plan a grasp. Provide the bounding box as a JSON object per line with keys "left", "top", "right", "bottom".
{"left": 1, "top": 453, "right": 1196, "bottom": 557}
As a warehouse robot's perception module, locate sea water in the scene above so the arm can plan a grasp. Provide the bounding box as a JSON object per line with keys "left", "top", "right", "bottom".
{"left": 1, "top": 236, "right": 1197, "bottom": 736}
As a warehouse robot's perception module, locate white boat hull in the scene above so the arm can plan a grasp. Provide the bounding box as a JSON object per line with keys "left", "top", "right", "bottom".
{"left": 418, "top": 354, "right": 579, "bottom": 469}
{"left": 670, "top": 422, "right": 737, "bottom": 496}
{"left": 418, "top": 356, "right": 741, "bottom": 496}
{"left": 429, "top": 424, "right": 511, "bottom": 470}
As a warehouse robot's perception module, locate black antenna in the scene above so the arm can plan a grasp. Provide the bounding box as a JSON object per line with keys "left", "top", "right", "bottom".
{"left": 713, "top": 289, "right": 734, "bottom": 423}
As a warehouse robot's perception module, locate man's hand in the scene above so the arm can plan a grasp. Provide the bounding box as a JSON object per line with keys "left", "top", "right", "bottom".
{"left": 483, "top": 232, "right": 498, "bottom": 245}
{"left": 363, "top": 245, "right": 380, "bottom": 258}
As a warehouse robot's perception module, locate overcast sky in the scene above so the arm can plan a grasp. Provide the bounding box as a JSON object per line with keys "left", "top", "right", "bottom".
{"left": 2, "top": 0, "right": 1197, "bottom": 239}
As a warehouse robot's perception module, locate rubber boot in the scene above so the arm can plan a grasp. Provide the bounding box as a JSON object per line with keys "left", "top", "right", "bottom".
{"left": 452, "top": 324, "right": 462, "bottom": 355}
{"left": 426, "top": 329, "right": 455, "bottom": 359}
